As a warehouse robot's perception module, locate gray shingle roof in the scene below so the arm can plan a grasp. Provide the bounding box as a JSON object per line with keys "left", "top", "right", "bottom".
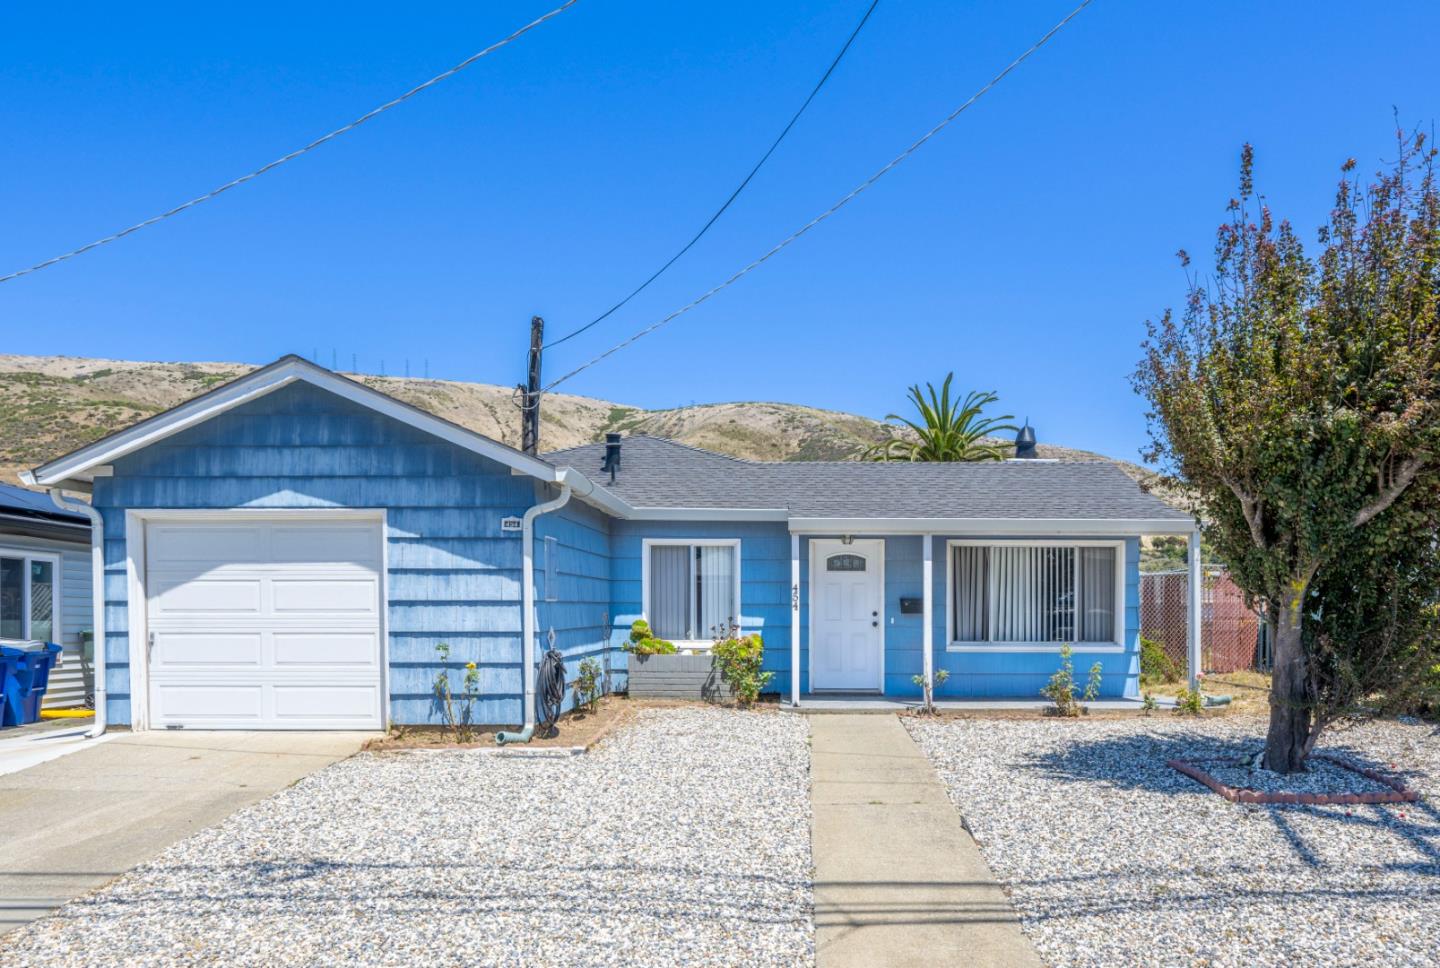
{"left": 544, "top": 436, "right": 1190, "bottom": 521}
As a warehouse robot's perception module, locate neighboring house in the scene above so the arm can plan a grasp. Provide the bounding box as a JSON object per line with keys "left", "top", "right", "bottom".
{"left": 0, "top": 482, "right": 94, "bottom": 708}
{"left": 20, "top": 356, "right": 1197, "bottom": 731}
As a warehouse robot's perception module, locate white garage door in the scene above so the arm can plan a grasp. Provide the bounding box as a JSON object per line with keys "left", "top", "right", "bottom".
{"left": 145, "top": 517, "right": 384, "bottom": 730}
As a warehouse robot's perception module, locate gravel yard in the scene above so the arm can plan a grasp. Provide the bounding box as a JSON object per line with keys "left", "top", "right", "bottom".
{"left": 4, "top": 707, "right": 813, "bottom": 968}
{"left": 906, "top": 716, "right": 1440, "bottom": 968}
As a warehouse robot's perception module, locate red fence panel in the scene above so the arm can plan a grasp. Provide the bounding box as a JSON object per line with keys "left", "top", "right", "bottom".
{"left": 1140, "top": 569, "right": 1263, "bottom": 675}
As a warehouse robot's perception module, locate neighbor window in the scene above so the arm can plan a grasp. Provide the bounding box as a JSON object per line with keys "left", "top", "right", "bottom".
{"left": 645, "top": 540, "right": 739, "bottom": 642}
{"left": 950, "top": 543, "right": 1117, "bottom": 645}
{"left": 0, "top": 552, "right": 57, "bottom": 642}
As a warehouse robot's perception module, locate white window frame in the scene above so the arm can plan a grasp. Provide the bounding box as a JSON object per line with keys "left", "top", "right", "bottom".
{"left": 640, "top": 538, "right": 742, "bottom": 649}
{"left": 0, "top": 547, "right": 63, "bottom": 642}
{"left": 945, "top": 539, "right": 1125, "bottom": 653}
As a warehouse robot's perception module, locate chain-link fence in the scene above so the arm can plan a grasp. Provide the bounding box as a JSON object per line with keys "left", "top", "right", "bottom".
{"left": 1140, "top": 568, "right": 1267, "bottom": 675}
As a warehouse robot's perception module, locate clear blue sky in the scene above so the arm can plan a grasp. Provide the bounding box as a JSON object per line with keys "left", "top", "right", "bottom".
{"left": 2, "top": 1, "right": 1435, "bottom": 461}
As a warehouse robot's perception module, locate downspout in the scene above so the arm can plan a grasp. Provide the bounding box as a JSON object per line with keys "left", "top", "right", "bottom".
{"left": 48, "top": 488, "right": 106, "bottom": 738}
{"left": 495, "top": 480, "right": 572, "bottom": 744}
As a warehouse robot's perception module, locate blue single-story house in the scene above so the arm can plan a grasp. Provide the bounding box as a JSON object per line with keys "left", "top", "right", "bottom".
{"left": 21, "top": 355, "right": 1199, "bottom": 732}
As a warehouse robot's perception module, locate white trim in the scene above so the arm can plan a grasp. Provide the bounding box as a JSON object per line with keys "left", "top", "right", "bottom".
{"left": 808, "top": 538, "right": 885, "bottom": 693}
{"left": 640, "top": 538, "right": 743, "bottom": 643}
{"left": 123, "top": 507, "right": 389, "bottom": 733}
{"left": 543, "top": 535, "right": 559, "bottom": 603}
{"left": 790, "top": 533, "right": 800, "bottom": 706}
{"left": 626, "top": 507, "right": 790, "bottom": 522}
{"left": 790, "top": 517, "right": 1195, "bottom": 536}
{"left": 0, "top": 546, "right": 62, "bottom": 642}
{"left": 28, "top": 357, "right": 558, "bottom": 487}
{"left": 1187, "top": 529, "right": 1202, "bottom": 688}
{"left": 944, "top": 538, "right": 1126, "bottom": 652}
{"left": 921, "top": 535, "right": 933, "bottom": 691}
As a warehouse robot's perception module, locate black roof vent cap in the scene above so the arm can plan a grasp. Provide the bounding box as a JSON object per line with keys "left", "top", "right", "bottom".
{"left": 1014, "top": 420, "right": 1038, "bottom": 459}
{"left": 601, "top": 432, "right": 622, "bottom": 482}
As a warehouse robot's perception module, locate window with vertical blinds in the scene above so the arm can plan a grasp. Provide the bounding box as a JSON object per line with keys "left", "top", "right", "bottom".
{"left": 0, "top": 552, "right": 57, "bottom": 642}
{"left": 645, "top": 541, "right": 739, "bottom": 643}
{"left": 950, "top": 543, "right": 1118, "bottom": 645}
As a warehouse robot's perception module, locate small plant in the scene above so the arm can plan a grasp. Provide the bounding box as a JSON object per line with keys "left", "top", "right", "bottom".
{"left": 573, "top": 657, "right": 603, "bottom": 714}
{"left": 1140, "top": 635, "right": 1179, "bottom": 684}
{"left": 1041, "top": 644, "right": 1104, "bottom": 717}
{"left": 911, "top": 668, "right": 951, "bottom": 715}
{"left": 711, "top": 621, "right": 773, "bottom": 705}
{"left": 1173, "top": 680, "right": 1206, "bottom": 716}
{"left": 623, "top": 619, "right": 676, "bottom": 655}
{"left": 432, "top": 642, "right": 481, "bottom": 743}
{"left": 1142, "top": 691, "right": 1158, "bottom": 715}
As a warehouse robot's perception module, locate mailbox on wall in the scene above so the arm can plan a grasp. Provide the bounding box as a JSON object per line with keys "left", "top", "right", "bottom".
{"left": 899, "top": 597, "right": 924, "bottom": 615}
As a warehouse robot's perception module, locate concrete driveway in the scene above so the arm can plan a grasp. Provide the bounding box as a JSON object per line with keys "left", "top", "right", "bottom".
{"left": 0, "top": 728, "right": 372, "bottom": 935}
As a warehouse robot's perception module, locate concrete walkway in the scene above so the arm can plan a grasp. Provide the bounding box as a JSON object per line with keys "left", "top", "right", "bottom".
{"left": 809, "top": 714, "right": 1042, "bottom": 968}
{"left": 0, "top": 729, "right": 371, "bottom": 935}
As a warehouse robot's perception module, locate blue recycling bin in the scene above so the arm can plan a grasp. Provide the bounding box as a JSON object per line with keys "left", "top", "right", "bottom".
{"left": 1, "top": 641, "right": 62, "bottom": 727}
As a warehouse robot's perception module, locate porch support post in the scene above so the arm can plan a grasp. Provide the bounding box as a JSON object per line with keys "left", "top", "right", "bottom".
{"left": 1187, "top": 528, "right": 1203, "bottom": 690}
{"left": 790, "top": 532, "right": 801, "bottom": 707}
{"left": 922, "top": 534, "right": 934, "bottom": 694}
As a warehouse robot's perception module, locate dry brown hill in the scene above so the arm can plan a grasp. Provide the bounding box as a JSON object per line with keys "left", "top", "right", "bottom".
{"left": 0, "top": 354, "right": 1152, "bottom": 488}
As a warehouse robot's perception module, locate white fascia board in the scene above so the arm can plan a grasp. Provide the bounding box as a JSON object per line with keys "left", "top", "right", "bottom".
{"left": 27, "top": 357, "right": 561, "bottom": 487}
{"left": 555, "top": 468, "right": 632, "bottom": 518}
{"left": 627, "top": 507, "right": 790, "bottom": 522}
{"left": 787, "top": 516, "right": 1197, "bottom": 535}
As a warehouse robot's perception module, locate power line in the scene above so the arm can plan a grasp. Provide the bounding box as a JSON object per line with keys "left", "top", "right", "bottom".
{"left": 542, "top": 0, "right": 1094, "bottom": 396}
{"left": 0, "top": 0, "right": 582, "bottom": 287}
{"left": 543, "top": 0, "right": 883, "bottom": 352}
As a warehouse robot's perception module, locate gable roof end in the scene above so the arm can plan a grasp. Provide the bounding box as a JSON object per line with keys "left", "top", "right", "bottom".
{"left": 21, "top": 355, "right": 562, "bottom": 488}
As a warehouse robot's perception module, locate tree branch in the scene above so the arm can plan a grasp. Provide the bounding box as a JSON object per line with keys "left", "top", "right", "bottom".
{"left": 1352, "top": 456, "right": 1425, "bottom": 528}
{"left": 1222, "top": 475, "right": 1267, "bottom": 548}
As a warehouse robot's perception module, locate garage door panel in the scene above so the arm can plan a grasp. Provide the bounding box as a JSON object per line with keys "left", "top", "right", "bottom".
{"left": 273, "top": 684, "right": 380, "bottom": 722}
{"left": 271, "top": 525, "right": 382, "bottom": 566}
{"left": 151, "top": 578, "right": 263, "bottom": 615}
{"left": 153, "top": 632, "right": 264, "bottom": 668}
{"left": 274, "top": 632, "right": 379, "bottom": 668}
{"left": 271, "top": 578, "right": 378, "bottom": 614}
{"left": 148, "top": 525, "right": 265, "bottom": 564}
{"left": 146, "top": 517, "right": 384, "bottom": 730}
{"left": 153, "top": 684, "right": 265, "bottom": 722}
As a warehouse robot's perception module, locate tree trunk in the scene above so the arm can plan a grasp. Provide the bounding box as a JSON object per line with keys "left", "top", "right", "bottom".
{"left": 1263, "top": 592, "right": 1311, "bottom": 773}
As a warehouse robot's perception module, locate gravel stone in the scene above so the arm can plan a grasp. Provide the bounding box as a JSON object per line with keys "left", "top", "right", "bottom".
{"left": 905, "top": 716, "right": 1440, "bottom": 968}
{"left": 4, "top": 708, "right": 814, "bottom": 967}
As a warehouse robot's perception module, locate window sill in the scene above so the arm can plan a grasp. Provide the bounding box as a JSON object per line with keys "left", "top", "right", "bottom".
{"left": 946, "top": 642, "right": 1127, "bottom": 654}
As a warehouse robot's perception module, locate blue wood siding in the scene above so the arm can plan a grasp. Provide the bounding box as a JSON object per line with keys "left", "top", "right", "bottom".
{"left": 534, "top": 499, "right": 613, "bottom": 714}
{"left": 609, "top": 520, "right": 793, "bottom": 693}
{"left": 798, "top": 535, "right": 1141, "bottom": 699}
{"left": 90, "top": 381, "right": 542, "bottom": 726}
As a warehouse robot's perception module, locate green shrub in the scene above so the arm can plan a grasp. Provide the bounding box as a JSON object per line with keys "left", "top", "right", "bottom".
{"left": 1140, "top": 635, "right": 1180, "bottom": 684}
{"left": 1173, "top": 681, "right": 1205, "bottom": 716}
{"left": 624, "top": 619, "right": 676, "bottom": 655}
{"left": 432, "top": 642, "right": 480, "bottom": 743}
{"left": 573, "top": 657, "right": 603, "bottom": 713}
{"left": 1041, "top": 644, "right": 1102, "bottom": 717}
{"left": 711, "top": 624, "right": 773, "bottom": 705}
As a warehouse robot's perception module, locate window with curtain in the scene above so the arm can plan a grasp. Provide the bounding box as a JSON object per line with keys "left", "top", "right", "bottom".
{"left": 0, "top": 552, "right": 57, "bottom": 642}
{"left": 951, "top": 544, "right": 1117, "bottom": 645}
{"left": 646, "top": 542, "right": 739, "bottom": 642}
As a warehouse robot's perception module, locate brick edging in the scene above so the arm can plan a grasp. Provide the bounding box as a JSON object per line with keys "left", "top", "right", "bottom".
{"left": 1167, "top": 755, "right": 1420, "bottom": 805}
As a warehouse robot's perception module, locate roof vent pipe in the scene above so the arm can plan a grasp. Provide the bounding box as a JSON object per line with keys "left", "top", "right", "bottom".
{"left": 1014, "top": 421, "right": 1038, "bottom": 459}
{"left": 601, "top": 432, "right": 622, "bottom": 483}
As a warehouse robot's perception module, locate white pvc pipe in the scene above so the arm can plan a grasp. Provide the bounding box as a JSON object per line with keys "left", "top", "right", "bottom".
{"left": 1187, "top": 529, "right": 1203, "bottom": 690}
{"left": 518, "top": 483, "right": 572, "bottom": 734}
{"left": 48, "top": 488, "right": 106, "bottom": 738}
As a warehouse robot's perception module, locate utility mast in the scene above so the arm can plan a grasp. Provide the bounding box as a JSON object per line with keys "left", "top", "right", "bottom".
{"left": 519, "top": 315, "right": 544, "bottom": 455}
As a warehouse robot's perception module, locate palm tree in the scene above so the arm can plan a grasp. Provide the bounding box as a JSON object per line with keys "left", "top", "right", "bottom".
{"left": 862, "top": 375, "right": 1017, "bottom": 462}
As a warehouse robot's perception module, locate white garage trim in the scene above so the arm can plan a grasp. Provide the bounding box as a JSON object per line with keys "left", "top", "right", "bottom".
{"left": 125, "top": 508, "right": 388, "bottom": 732}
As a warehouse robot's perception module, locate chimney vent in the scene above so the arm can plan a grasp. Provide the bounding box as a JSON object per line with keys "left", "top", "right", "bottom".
{"left": 1014, "top": 421, "right": 1038, "bottom": 459}
{"left": 601, "top": 433, "right": 622, "bottom": 483}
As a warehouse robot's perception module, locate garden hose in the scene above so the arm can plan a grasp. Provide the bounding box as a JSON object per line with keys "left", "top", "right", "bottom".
{"left": 535, "top": 646, "right": 567, "bottom": 738}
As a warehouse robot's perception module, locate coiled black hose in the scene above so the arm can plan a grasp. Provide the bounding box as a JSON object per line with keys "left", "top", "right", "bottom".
{"left": 535, "top": 646, "right": 567, "bottom": 738}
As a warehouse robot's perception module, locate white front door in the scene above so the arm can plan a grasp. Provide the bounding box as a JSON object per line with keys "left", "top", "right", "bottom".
{"left": 145, "top": 517, "right": 385, "bottom": 730}
{"left": 810, "top": 539, "right": 884, "bottom": 691}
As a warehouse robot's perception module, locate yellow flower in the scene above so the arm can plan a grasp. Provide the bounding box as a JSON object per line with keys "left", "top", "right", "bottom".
{"left": 465, "top": 661, "right": 477, "bottom": 670}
